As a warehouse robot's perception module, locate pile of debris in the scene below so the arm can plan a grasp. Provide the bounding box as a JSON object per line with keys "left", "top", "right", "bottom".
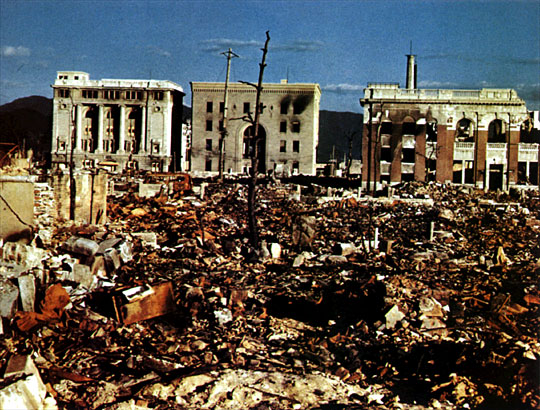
{"left": 1, "top": 179, "right": 538, "bottom": 409}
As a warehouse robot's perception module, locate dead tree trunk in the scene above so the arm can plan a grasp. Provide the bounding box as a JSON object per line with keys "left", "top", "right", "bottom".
{"left": 245, "top": 31, "right": 270, "bottom": 250}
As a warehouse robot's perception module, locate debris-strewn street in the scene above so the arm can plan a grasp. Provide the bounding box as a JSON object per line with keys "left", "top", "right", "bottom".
{"left": 1, "top": 177, "right": 539, "bottom": 410}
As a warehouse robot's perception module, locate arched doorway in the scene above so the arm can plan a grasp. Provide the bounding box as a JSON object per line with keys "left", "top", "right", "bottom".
{"left": 455, "top": 118, "right": 474, "bottom": 142}
{"left": 243, "top": 125, "right": 266, "bottom": 173}
{"left": 82, "top": 106, "right": 98, "bottom": 152}
{"left": 488, "top": 119, "right": 506, "bottom": 143}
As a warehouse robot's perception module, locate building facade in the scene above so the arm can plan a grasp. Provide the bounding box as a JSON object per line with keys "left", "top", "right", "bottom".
{"left": 360, "top": 56, "right": 538, "bottom": 190}
{"left": 51, "top": 71, "right": 185, "bottom": 172}
{"left": 190, "top": 81, "right": 321, "bottom": 176}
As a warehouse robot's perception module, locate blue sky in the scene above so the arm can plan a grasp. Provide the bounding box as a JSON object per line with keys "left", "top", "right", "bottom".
{"left": 1, "top": 0, "right": 539, "bottom": 112}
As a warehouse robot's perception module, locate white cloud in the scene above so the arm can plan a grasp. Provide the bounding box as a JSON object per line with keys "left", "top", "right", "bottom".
{"left": 147, "top": 46, "right": 171, "bottom": 58}
{"left": 273, "top": 40, "right": 324, "bottom": 53}
{"left": 323, "top": 83, "right": 365, "bottom": 93}
{"left": 201, "top": 38, "right": 261, "bottom": 53}
{"left": 418, "top": 80, "right": 459, "bottom": 88}
{"left": 1, "top": 46, "right": 31, "bottom": 57}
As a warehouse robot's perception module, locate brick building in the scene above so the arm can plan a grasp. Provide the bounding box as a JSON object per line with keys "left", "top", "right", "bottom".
{"left": 190, "top": 81, "right": 321, "bottom": 176}
{"left": 360, "top": 56, "right": 538, "bottom": 190}
{"left": 51, "top": 71, "right": 185, "bottom": 172}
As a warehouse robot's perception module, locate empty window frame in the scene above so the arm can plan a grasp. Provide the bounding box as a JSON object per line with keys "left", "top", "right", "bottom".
{"left": 58, "top": 89, "right": 70, "bottom": 98}
{"left": 206, "top": 139, "right": 212, "bottom": 151}
{"left": 82, "top": 89, "right": 98, "bottom": 99}
{"left": 402, "top": 148, "right": 415, "bottom": 163}
{"left": 206, "top": 101, "right": 213, "bottom": 113}
{"left": 219, "top": 120, "right": 224, "bottom": 131}
{"left": 206, "top": 120, "right": 213, "bottom": 132}
{"left": 292, "top": 121, "right": 300, "bottom": 133}
{"left": 280, "top": 121, "right": 287, "bottom": 133}
{"left": 243, "top": 102, "right": 250, "bottom": 114}
{"left": 153, "top": 91, "right": 164, "bottom": 101}
{"left": 126, "top": 91, "right": 142, "bottom": 100}
{"left": 205, "top": 159, "right": 212, "bottom": 171}
{"left": 280, "top": 102, "right": 288, "bottom": 114}
{"left": 293, "top": 140, "right": 300, "bottom": 153}
{"left": 219, "top": 102, "right": 225, "bottom": 113}
{"left": 104, "top": 90, "right": 120, "bottom": 100}
{"left": 280, "top": 140, "right": 287, "bottom": 152}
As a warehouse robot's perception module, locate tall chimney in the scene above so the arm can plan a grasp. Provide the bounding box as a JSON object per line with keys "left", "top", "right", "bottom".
{"left": 406, "top": 54, "right": 416, "bottom": 89}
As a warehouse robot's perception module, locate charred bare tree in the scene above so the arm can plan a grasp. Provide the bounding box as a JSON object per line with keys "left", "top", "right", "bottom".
{"left": 239, "top": 31, "right": 270, "bottom": 250}
{"left": 344, "top": 130, "right": 358, "bottom": 179}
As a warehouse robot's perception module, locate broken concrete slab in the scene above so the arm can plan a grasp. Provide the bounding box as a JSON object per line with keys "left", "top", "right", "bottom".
{"left": 0, "top": 278, "right": 19, "bottom": 318}
{"left": 0, "top": 354, "right": 56, "bottom": 410}
{"left": 18, "top": 274, "right": 36, "bottom": 312}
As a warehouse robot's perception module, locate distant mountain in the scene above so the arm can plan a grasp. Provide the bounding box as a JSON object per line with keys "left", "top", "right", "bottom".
{"left": 0, "top": 95, "right": 52, "bottom": 117}
{"left": 317, "top": 110, "right": 363, "bottom": 163}
{"left": 0, "top": 96, "right": 53, "bottom": 160}
{"left": 0, "top": 96, "right": 361, "bottom": 165}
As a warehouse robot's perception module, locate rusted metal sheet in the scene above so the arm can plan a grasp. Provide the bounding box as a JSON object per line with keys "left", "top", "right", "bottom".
{"left": 113, "top": 282, "right": 175, "bottom": 325}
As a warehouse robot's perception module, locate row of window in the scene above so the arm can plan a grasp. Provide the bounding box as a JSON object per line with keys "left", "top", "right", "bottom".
{"left": 205, "top": 138, "right": 300, "bottom": 153}
{"left": 204, "top": 119, "right": 300, "bottom": 133}
{"left": 203, "top": 159, "right": 300, "bottom": 173}
{"left": 206, "top": 100, "right": 302, "bottom": 115}
{"left": 57, "top": 89, "right": 163, "bottom": 101}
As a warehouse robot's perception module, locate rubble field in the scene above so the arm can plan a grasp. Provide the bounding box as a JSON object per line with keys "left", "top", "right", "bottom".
{"left": 1, "top": 179, "right": 539, "bottom": 410}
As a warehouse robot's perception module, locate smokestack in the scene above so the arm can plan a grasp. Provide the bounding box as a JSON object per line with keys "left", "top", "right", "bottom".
{"left": 406, "top": 54, "right": 416, "bottom": 89}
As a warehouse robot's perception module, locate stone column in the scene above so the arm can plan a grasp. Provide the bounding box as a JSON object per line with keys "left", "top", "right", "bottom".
{"left": 97, "top": 105, "right": 104, "bottom": 152}
{"left": 119, "top": 105, "right": 126, "bottom": 153}
{"left": 140, "top": 106, "right": 147, "bottom": 153}
{"left": 75, "top": 105, "right": 83, "bottom": 151}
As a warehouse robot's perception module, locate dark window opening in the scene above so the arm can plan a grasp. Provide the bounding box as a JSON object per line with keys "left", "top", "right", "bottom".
{"left": 205, "top": 159, "right": 212, "bottom": 171}
{"left": 280, "top": 102, "right": 288, "bottom": 114}
{"left": 206, "top": 139, "right": 212, "bottom": 151}
{"left": 381, "top": 147, "right": 392, "bottom": 162}
{"left": 219, "top": 102, "right": 225, "bottom": 113}
{"left": 456, "top": 118, "right": 474, "bottom": 142}
{"left": 292, "top": 121, "right": 300, "bottom": 133}
{"left": 58, "top": 89, "right": 70, "bottom": 98}
{"left": 154, "top": 91, "right": 164, "bottom": 101}
{"left": 206, "top": 120, "right": 212, "bottom": 132}
{"left": 402, "top": 148, "right": 415, "bottom": 163}
{"left": 380, "top": 121, "right": 392, "bottom": 135}
{"left": 243, "top": 102, "right": 250, "bottom": 114}
{"left": 488, "top": 119, "right": 506, "bottom": 143}
{"left": 280, "top": 140, "right": 286, "bottom": 153}
{"left": 293, "top": 140, "right": 300, "bottom": 153}
{"left": 207, "top": 101, "right": 213, "bottom": 113}
{"left": 402, "top": 121, "right": 416, "bottom": 136}
{"left": 280, "top": 121, "right": 287, "bottom": 133}
{"left": 427, "top": 121, "right": 438, "bottom": 142}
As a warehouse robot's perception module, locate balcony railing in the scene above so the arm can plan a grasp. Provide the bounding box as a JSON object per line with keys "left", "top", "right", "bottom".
{"left": 454, "top": 142, "right": 475, "bottom": 161}
{"left": 487, "top": 143, "right": 507, "bottom": 150}
{"left": 455, "top": 142, "right": 475, "bottom": 150}
{"left": 518, "top": 143, "right": 539, "bottom": 162}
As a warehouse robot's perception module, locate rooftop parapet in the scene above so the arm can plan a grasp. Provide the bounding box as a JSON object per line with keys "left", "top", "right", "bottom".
{"left": 54, "top": 71, "right": 184, "bottom": 92}
{"left": 363, "top": 84, "right": 524, "bottom": 104}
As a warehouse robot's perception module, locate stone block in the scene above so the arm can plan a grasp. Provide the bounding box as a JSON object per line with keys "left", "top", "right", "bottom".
{"left": 64, "top": 236, "right": 99, "bottom": 257}
{"left": 0, "top": 278, "right": 19, "bottom": 318}
{"left": 18, "top": 274, "right": 36, "bottom": 312}
{"left": 1, "top": 355, "right": 51, "bottom": 410}
{"left": 73, "top": 263, "right": 97, "bottom": 290}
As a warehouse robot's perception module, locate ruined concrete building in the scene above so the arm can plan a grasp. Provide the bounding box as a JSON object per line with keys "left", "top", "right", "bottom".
{"left": 51, "top": 71, "right": 185, "bottom": 173}
{"left": 360, "top": 55, "right": 539, "bottom": 190}
{"left": 190, "top": 81, "right": 321, "bottom": 176}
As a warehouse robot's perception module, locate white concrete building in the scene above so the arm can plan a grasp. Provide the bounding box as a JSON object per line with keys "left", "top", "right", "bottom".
{"left": 51, "top": 71, "right": 185, "bottom": 172}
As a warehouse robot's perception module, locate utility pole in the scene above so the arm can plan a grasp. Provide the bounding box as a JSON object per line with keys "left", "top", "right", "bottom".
{"left": 218, "top": 48, "right": 239, "bottom": 182}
